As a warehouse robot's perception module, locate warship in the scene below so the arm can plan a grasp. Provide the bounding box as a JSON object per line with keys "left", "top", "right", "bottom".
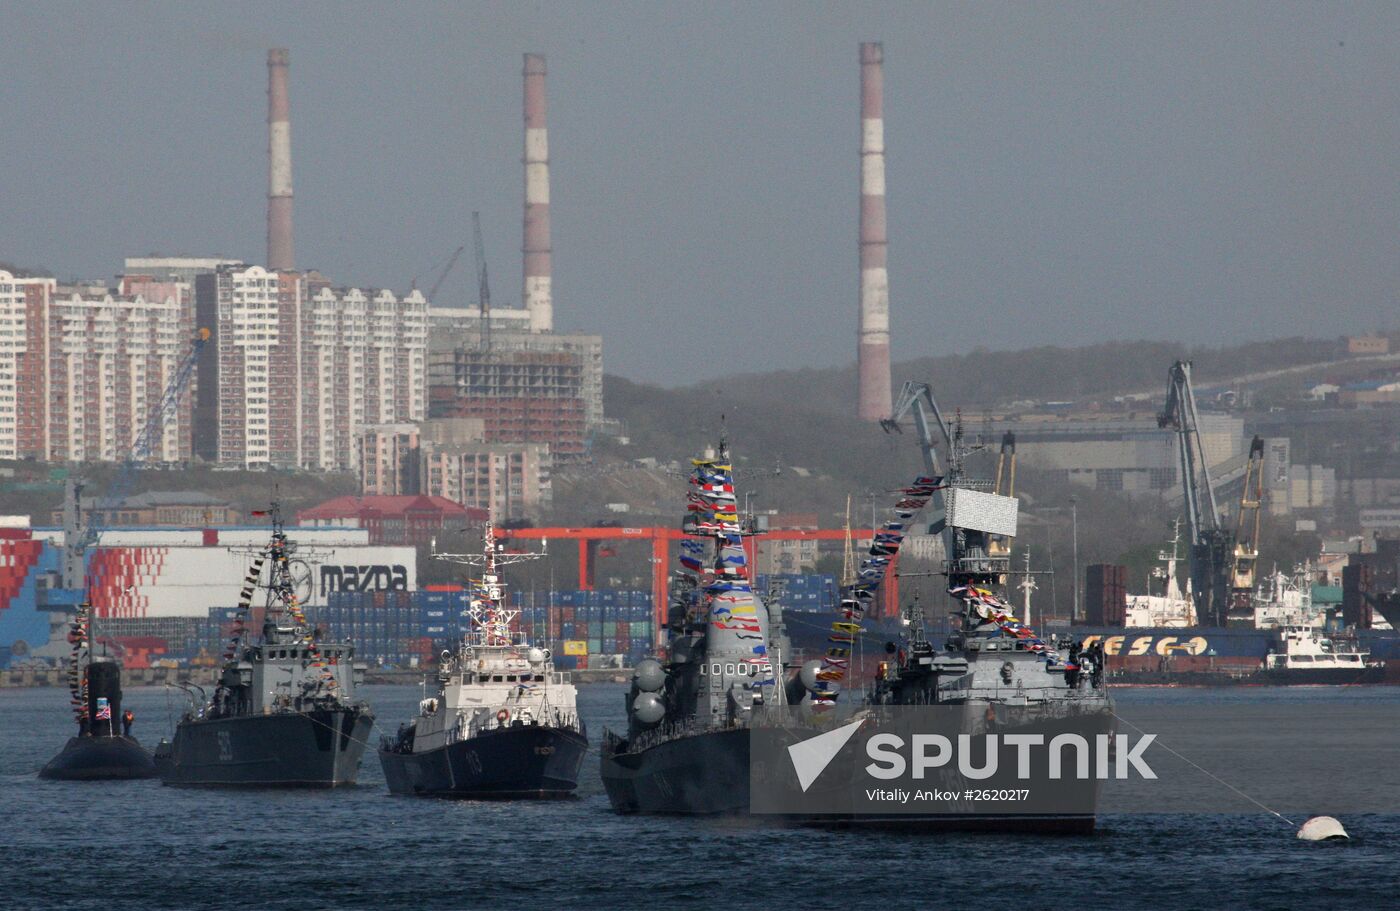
{"left": 379, "top": 523, "right": 587, "bottom": 798}
{"left": 856, "top": 384, "right": 1115, "bottom": 832}
{"left": 601, "top": 440, "right": 787, "bottom": 814}
{"left": 39, "top": 603, "right": 157, "bottom": 781}
{"left": 154, "top": 507, "right": 374, "bottom": 787}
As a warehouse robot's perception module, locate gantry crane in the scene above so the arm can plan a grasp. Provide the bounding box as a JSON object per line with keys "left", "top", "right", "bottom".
{"left": 1229, "top": 435, "right": 1266, "bottom": 623}
{"left": 880, "top": 381, "right": 954, "bottom": 480}
{"left": 986, "top": 431, "right": 1017, "bottom": 562}
{"left": 1157, "top": 360, "right": 1234, "bottom": 626}
{"left": 880, "top": 381, "right": 1014, "bottom": 571}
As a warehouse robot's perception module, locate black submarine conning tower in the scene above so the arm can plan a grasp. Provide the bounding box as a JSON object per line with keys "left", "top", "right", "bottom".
{"left": 84, "top": 658, "right": 122, "bottom": 737}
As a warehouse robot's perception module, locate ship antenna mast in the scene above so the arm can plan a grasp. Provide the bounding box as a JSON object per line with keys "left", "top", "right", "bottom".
{"left": 841, "top": 495, "right": 856, "bottom": 586}
{"left": 432, "top": 518, "right": 547, "bottom": 648}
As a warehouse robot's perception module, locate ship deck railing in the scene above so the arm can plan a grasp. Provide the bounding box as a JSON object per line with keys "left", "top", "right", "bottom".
{"left": 449, "top": 705, "right": 583, "bottom": 745}
{"left": 604, "top": 715, "right": 736, "bottom": 755}
{"left": 947, "top": 557, "right": 1011, "bottom": 576}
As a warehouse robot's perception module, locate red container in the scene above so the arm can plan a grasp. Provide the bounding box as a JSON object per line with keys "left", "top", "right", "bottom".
{"left": 1084, "top": 564, "right": 1128, "bottom": 626}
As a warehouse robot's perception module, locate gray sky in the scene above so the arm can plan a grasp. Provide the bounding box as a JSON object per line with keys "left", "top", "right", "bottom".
{"left": 2, "top": 2, "right": 1396, "bottom": 384}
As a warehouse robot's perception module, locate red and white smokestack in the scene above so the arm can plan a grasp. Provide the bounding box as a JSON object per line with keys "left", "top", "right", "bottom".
{"left": 523, "top": 53, "right": 553, "bottom": 333}
{"left": 267, "top": 48, "right": 294, "bottom": 272}
{"left": 857, "top": 42, "right": 892, "bottom": 421}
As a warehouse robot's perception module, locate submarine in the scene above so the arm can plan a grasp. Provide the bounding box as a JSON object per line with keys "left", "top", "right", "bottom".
{"left": 40, "top": 613, "right": 156, "bottom": 781}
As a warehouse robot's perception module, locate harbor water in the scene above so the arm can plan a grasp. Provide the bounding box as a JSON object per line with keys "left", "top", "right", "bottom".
{"left": 2, "top": 683, "right": 1397, "bottom": 910}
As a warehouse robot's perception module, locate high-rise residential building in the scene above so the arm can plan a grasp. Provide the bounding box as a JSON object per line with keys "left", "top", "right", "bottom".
{"left": 194, "top": 264, "right": 428, "bottom": 470}
{"left": 300, "top": 287, "right": 428, "bottom": 470}
{"left": 117, "top": 272, "right": 197, "bottom": 459}
{"left": 196, "top": 265, "right": 302, "bottom": 467}
{"left": 358, "top": 422, "right": 424, "bottom": 496}
{"left": 0, "top": 269, "right": 194, "bottom": 463}
{"left": 0, "top": 270, "right": 54, "bottom": 460}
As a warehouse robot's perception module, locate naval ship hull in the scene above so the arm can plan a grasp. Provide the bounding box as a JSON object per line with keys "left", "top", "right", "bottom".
{"left": 603, "top": 710, "right": 1105, "bottom": 832}
{"left": 155, "top": 707, "right": 373, "bottom": 788}
{"left": 39, "top": 735, "right": 158, "bottom": 781}
{"left": 601, "top": 728, "right": 751, "bottom": 815}
{"left": 380, "top": 724, "right": 587, "bottom": 798}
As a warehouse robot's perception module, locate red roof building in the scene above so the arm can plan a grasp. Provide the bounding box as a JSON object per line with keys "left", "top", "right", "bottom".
{"left": 296, "top": 495, "right": 486, "bottom": 546}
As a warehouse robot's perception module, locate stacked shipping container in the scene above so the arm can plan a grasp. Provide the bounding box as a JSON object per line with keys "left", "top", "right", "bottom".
{"left": 95, "top": 573, "right": 843, "bottom": 669}
{"left": 1084, "top": 564, "right": 1128, "bottom": 626}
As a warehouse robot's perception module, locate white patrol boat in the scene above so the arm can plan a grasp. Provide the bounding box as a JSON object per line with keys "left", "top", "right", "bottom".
{"left": 379, "top": 524, "right": 587, "bottom": 798}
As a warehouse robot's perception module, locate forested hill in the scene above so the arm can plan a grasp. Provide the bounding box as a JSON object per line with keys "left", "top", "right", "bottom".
{"left": 637, "top": 335, "right": 1344, "bottom": 420}
{"left": 597, "top": 332, "right": 1372, "bottom": 519}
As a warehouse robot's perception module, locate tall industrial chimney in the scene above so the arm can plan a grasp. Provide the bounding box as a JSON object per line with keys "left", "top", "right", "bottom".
{"left": 267, "top": 48, "right": 294, "bottom": 272}
{"left": 523, "top": 53, "right": 553, "bottom": 333}
{"left": 857, "top": 42, "right": 892, "bottom": 421}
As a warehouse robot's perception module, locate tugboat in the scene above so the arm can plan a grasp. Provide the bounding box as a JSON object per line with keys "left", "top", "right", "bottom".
{"left": 39, "top": 603, "right": 157, "bottom": 781}
{"left": 154, "top": 506, "right": 374, "bottom": 787}
{"left": 1260, "top": 625, "right": 1385, "bottom": 684}
{"left": 601, "top": 440, "right": 788, "bottom": 814}
{"left": 379, "top": 523, "right": 587, "bottom": 798}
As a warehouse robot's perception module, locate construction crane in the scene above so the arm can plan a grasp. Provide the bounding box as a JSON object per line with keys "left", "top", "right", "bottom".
{"left": 425, "top": 244, "right": 467, "bottom": 303}
{"left": 1230, "top": 435, "right": 1267, "bottom": 622}
{"left": 472, "top": 211, "right": 492, "bottom": 352}
{"left": 60, "top": 328, "right": 211, "bottom": 595}
{"left": 1157, "top": 360, "right": 1234, "bottom": 627}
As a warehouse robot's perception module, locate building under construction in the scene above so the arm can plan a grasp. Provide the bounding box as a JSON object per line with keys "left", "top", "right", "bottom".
{"left": 428, "top": 346, "right": 587, "bottom": 458}
{"left": 426, "top": 312, "right": 603, "bottom": 429}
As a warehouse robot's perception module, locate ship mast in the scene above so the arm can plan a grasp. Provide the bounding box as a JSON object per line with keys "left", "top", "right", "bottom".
{"left": 432, "top": 520, "right": 546, "bottom": 650}
{"left": 1017, "top": 547, "right": 1037, "bottom": 626}
{"left": 841, "top": 495, "right": 856, "bottom": 587}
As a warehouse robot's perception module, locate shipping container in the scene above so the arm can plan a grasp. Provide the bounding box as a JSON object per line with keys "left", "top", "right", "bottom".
{"left": 1085, "top": 564, "right": 1128, "bottom": 626}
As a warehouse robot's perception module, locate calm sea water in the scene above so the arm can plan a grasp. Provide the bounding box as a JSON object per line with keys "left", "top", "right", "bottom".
{"left": 1, "top": 683, "right": 1396, "bottom": 910}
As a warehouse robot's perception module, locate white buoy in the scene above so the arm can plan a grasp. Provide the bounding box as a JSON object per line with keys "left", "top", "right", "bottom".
{"left": 1297, "top": 816, "right": 1349, "bottom": 841}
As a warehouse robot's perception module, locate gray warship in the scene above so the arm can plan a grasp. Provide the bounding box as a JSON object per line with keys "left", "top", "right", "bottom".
{"left": 856, "top": 384, "right": 1114, "bottom": 831}
{"left": 600, "top": 441, "right": 786, "bottom": 814}
{"left": 155, "top": 508, "right": 374, "bottom": 788}
{"left": 605, "top": 392, "right": 1113, "bottom": 830}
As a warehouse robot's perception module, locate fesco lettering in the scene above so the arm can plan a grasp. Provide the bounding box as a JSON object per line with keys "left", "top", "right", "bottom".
{"left": 1080, "top": 634, "right": 1208, "bottom": 657}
